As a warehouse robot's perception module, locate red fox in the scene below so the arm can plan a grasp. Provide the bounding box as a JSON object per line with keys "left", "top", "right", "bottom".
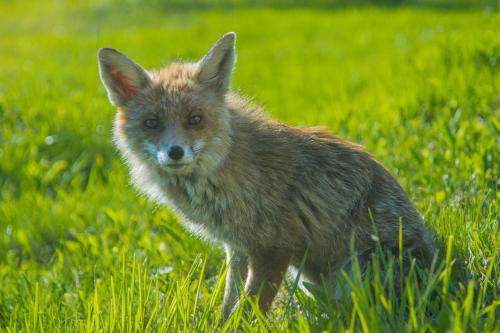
{"left": 98, "top": 32, "right": 435, "bottom": 319}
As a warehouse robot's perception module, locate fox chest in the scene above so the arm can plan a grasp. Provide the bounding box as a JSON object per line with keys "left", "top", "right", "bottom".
{"left": 164, "top": 180, "right": 256, "bottom": 244}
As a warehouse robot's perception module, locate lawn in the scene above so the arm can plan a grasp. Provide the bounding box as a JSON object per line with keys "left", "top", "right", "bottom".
{"left": 0, "top": 0, "right": 498, "bottom": 331}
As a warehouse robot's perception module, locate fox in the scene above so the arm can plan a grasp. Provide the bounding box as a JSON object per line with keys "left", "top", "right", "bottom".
{"left": 97, "top": 32, "right": 435, "bottom": 320}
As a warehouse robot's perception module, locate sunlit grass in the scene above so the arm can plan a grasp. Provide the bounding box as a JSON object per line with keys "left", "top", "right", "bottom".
{"left": 0, "top": 1, "right": 498, "bottom": 331}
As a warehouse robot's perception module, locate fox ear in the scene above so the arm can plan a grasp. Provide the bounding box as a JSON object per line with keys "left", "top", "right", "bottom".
{"left": 97, "top": 48, "right": 151, "bottom": 107}
{"left": 197, "top": 32, "right": 236, "bottom": 95}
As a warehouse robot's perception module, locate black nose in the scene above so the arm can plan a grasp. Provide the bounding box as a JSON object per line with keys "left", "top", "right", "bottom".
{"left": 168, "top": 145, "right": 184, "bottom": 161}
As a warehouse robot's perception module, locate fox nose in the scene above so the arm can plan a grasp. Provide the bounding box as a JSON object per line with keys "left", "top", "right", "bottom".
{"left": 168, "top": 145, "right": 184, "bottom": 161}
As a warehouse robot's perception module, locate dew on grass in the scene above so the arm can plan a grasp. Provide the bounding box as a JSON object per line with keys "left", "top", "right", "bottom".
{"left": 45, "top": 135, "right": 55, "bottom": 145}
{"left": 158, "top": 266, "right": 174, "bottom": 275}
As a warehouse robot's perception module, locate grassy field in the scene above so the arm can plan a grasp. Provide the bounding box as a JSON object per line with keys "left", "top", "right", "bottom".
{"left": 0, "top": 1, "right": 498, "bottom": 331}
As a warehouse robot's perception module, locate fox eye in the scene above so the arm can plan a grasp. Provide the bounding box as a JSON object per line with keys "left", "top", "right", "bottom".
{"left": 144, "top": 118, "right": 159, "bottom": 129}
{"left": 189, "top": 115, "right": 202, "bottom": 126}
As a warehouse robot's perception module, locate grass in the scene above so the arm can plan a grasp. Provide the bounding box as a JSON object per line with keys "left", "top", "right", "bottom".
{"left": 0, "top": 0, "right": 498, "bottom": 331}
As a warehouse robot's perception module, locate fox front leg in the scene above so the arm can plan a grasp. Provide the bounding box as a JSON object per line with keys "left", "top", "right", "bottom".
{"left": 243, "top": 249, "right": 291, "bottom": 315}
{"left": 222, "top": 245, "right": 248, "bottom": 321}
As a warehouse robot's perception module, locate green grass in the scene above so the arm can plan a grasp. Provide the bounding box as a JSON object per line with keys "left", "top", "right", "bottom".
{"left": 0, "top": 1, "right": 498, "bottom": 331}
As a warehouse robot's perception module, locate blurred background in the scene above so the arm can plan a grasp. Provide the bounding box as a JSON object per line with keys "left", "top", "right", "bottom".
{"left": 0, "top": 0, "right": 498, "bottom": 331}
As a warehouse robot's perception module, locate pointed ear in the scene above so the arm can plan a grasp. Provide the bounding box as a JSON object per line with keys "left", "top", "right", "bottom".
{"left": 97, "top": 48, "right": 151, "bottom": 107}
{"left": 197, "top": 32, "right": 236, "bottom": 95}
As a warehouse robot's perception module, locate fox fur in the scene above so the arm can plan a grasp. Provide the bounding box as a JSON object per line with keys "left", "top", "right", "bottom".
{"left": 97, "top": 32, "right": 435, "bottom": 319}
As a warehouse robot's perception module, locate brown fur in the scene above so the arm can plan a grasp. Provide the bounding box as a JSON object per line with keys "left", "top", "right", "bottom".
{"left": 97, "top": 33, "right": 435, "bottom": 321}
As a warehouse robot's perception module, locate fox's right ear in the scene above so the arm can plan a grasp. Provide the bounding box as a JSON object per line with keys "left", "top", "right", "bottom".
{"left": 197, "top": 32, "right": 236, "bottom": 95}
{"left": 97, "top": 48, "right": 151, "bottom": 107}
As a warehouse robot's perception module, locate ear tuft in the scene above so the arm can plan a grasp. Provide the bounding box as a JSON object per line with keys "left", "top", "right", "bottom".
{"left": 97, "top": 48, "right": 151, "bottom": 107}
{"left": 197, "top": 32, "right": 236, "bottom": 95}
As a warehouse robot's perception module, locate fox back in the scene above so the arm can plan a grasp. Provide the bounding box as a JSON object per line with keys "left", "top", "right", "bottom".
{"left": 98, "top": 32, "right": 435, "bottom": 319}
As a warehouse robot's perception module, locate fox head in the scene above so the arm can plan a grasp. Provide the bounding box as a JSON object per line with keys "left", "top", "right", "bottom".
{"left": 98, "top": 32, "right": 236, "bottom": 177}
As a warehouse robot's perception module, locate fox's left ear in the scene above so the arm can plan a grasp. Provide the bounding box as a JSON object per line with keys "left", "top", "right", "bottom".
{"left": 97, "top": 48, "right": 151, "bottom": 107}
{"left": 197, "top": 32, "right": 236, "bottom": 95}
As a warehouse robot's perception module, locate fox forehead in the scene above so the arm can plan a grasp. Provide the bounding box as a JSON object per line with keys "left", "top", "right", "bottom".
{"left": 156, "top": 62, "right": 198, "bottom": 92}
{"left": 121, "top": 65, "right": 222, "bottom": 122}
{"left": 119, "top": 64, "right": 197, "bottom": 118}
{"left": 136, "top": 62, "right": 219, "bottom": 115}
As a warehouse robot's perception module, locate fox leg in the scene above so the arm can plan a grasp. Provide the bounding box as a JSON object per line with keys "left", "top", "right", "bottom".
{"left": 222, "top": 245, "right": 248, "bottom": 321}
{"left": 243, "top": 249, "right": 291, "bottom": 314}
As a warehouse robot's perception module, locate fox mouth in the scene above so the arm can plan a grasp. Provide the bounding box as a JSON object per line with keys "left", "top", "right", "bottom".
{"left": 164, "top": 163, "right": 189, "bottom": 169}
